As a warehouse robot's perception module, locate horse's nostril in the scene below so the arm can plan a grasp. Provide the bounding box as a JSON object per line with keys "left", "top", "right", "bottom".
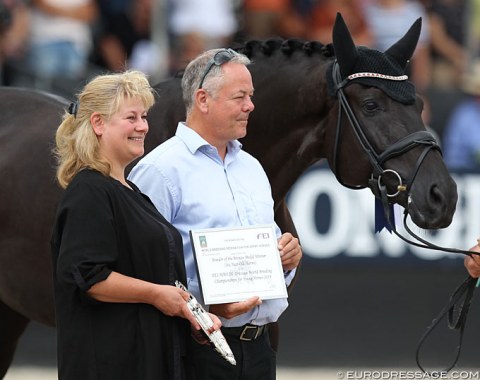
{"left": 430, "top": 185, "right": 444, "bottom": 206}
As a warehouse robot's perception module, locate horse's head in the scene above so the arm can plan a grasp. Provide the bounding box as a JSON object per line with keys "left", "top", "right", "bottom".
{"left": 325, "top": 13, "right": 457, "bottom": 229}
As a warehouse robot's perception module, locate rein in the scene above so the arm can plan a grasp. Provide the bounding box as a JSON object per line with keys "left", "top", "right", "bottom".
{"left": 331, "top": 61, "right": 477, "bottom": 373}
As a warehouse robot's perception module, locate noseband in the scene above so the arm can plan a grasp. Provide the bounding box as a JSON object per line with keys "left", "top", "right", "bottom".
{"left": 331, "top": 61, "right": 477, "bottom": 374}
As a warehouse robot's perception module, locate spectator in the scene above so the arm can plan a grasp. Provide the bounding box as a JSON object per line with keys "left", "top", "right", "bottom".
{"left": 91, "top": 0, "right": 131, "bottom": 65}
{"left": 95, "top": 0, "right": 130, "bottom": 20}
{"left": 442, "top": 64, "right": 480, "bottom": 171}
{"left": 95, "top": 0, "right": 160, "bottom": 76}
{"left": 305, "top": 0, "right": 373, "bottom": 46}
{"left": 426, "top": 0, "right": 467, "bottom": 89}
{"left": 169, "top": 31, "right": 205, "bottom": 74}
{"left": 168, "top": 0, "right": 238, "bottom": 72}
{"left": 0, "top": 0, "right": 30, "bottom": 85}
{"left": 241, "top": 0, "right": 305, "bottom": 40}
{"left": 364, "top": 0, "right": 432, "bottom": 94}
{"left": 24, "top": 0, "right": 98, "bottom": 88}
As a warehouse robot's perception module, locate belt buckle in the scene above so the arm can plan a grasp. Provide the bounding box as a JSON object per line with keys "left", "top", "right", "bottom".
{"left": 239, "top": 325, "right": 260, "bottom": 341}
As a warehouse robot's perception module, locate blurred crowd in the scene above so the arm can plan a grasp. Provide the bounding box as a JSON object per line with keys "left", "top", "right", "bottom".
{"left": 1, "top": 0, "right": 480, "bottom": 171}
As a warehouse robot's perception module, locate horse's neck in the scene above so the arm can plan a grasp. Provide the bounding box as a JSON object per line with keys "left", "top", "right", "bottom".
{"left": 245, "top": 58, "right": 333, "bottom": 203}
{"left": 264, "top": 132, "right": 316, "bottom": 202}
{"left": 251, "top": 118, "right": 330, "bottom": 204}
{"left": 146, "top": 78, "right": 185, "bottom": 152}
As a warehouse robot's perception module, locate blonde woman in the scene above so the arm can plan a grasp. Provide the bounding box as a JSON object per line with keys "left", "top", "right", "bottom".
{"left": 51, "top": 70, "right": 220, "bottom": 380}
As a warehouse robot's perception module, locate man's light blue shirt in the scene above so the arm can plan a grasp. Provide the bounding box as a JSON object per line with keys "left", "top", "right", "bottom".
{"left": 129, "top": 122, "right": 294, "bottom": 327}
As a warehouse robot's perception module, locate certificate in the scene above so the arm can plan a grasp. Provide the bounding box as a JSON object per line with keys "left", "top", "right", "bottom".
{"left": 189, "top": 225, "right": 288, "bottom": 305}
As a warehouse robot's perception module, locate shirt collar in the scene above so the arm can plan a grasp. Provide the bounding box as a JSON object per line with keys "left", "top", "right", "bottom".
{"left": 175, "top": 122, "right": 243, "bottom": 157}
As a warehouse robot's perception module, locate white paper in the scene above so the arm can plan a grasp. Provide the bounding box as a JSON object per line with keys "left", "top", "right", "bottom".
{"left": 190, "top": 225, "right": 288, "bottom": 305}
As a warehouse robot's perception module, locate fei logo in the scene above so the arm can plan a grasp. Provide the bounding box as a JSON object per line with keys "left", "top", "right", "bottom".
{"left": 257, "top": 233, "right": 270, "bottom": 239}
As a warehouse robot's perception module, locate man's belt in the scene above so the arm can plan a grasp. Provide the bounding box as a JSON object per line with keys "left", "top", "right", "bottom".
{"left": 222, "top": 324, "right": 268, "bottom": 341}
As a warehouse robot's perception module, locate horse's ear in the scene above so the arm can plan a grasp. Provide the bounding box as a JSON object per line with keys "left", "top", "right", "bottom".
{"left": 385, "top": 18, "right": 422, "bottom": 70}
{"left": 332, "top": 12, "right": 358, "bottom": 78}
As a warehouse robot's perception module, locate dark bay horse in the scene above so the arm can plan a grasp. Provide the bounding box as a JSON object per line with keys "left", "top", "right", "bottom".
{"left": 0, "top": 14, "right": 457, "bottom": 377}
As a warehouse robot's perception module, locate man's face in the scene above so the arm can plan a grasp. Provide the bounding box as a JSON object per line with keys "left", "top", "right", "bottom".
{"left": 206, "top": 62, "right": 255, "bottom": 145}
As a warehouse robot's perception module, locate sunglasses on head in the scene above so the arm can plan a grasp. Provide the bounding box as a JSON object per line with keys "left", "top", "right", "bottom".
{"left": 198, "top": 48, "right": 237, "bottom": 90}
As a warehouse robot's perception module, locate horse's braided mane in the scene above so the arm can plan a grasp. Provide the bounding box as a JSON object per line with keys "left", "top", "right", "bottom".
{"left": 171, "top": 38, "right": 334, "bottom": 79}
{"left": 235, "top": 38, "right": 334, "bottom": 59}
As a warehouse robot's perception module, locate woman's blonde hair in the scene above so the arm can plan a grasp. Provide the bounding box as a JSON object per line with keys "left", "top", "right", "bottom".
{"left": 54, "top": 70, "right": 155, "bottom": 189}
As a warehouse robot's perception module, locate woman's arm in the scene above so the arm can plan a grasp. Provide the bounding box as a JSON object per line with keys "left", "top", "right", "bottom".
{"left": 87, "top": 271, "right": 201, "bottom": 327}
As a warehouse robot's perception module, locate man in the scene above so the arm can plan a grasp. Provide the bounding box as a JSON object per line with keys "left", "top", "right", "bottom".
{"left": 129, "top": 48, "right": 302, "bottom": 379}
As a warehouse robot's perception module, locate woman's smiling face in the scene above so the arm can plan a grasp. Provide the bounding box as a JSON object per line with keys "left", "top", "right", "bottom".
{"left": 96, "top": 97, "right": 149, "bottom": 169}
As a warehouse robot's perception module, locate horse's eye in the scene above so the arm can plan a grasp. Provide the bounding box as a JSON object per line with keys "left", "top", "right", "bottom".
{"left": 363, "top": 100, "right": 378, "bottom": 113}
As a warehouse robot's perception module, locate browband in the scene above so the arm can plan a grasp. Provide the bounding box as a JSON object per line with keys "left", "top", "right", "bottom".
{"left": 347, "top": 72, "right": 408, "bottom": 81}
{"left": 335, "top": 67, "right": 409, "bottom": 92}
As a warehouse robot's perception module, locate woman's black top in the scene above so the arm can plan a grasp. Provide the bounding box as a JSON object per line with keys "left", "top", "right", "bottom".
{"left": 51, "top": 169, "right": 190, "bottom": 380}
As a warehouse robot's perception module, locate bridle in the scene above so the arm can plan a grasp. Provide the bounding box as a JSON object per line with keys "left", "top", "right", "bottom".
{"left": 331, "top": 59, "right": 467, "bottom": 252}
{"left": 331, "top": 60, "right": 477, "bottom": 374}
{"left": 331, "top": 60, "right": 439, "bottom": 200}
